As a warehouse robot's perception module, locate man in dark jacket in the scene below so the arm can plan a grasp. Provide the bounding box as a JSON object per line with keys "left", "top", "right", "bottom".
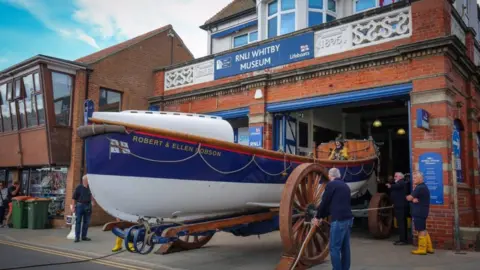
{"left": 71, "top": 175, "right": 96, "bottom": 243}
{"left": 312, "top": 168, "right": 353, "bottom": 270}
{"left": 407, "top": 171, "right": 433, "bottom": 255}
{"left": 386, "top": 172, "right": 408, "bottom": 245}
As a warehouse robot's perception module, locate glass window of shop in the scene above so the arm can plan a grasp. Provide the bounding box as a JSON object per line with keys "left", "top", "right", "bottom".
{"left": 22, "top": 167, "right": 67, "bottom": 218}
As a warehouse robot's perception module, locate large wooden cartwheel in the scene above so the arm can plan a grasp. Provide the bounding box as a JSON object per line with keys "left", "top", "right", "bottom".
{"left": 157, "top": 232, "right": 214, "bottom": 254}
{"left": 368, "top": 193, "right": 394, "bottom": 239}
{"left": 278, "top": 163, "right": 330, "bottom": 269}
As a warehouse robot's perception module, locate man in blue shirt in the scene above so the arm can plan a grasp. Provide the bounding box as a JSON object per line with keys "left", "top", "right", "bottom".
{"left": 71, "top": 175, "right": 96, "bottom": 243}
{"left": 312, "top": 168, "right": 353, "bottom": 270}
{"left": 407, "top": 171, "right": 433, "bottom": 255}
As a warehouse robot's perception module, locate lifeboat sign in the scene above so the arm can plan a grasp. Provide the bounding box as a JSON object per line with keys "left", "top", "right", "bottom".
{"left": 84, "top": 99, "right": 94, "bottom": 125}
{"left": 249, "top": 127, "right": 263, "bottom": 148}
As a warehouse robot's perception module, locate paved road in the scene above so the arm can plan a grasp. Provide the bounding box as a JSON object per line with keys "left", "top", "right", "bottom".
{"left": 0, "top": 240, "right": 149, "bottom": 270}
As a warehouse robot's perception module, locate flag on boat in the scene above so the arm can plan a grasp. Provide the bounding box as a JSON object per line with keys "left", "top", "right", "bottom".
{"left": 110, "top": 139, "right": 131, "bottom": 154}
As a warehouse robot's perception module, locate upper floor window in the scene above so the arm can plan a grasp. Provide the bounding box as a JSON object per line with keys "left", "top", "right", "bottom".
{"left": 99, "top": 88, "right": 122, "bottom": 112}
{"left": 52, "top": 72, "right": 73, "bottom": 126}
{"left": 0, "top": 72, "right": 45, "bottom": 133}
{"left": 308, "top": 0, "right": 337, "bottom": 27}
{"left": 268, "top": 0, "right": 296, "bottom": 39}
{"left": 233, "top": 30, "right": 258, "bottom": 48}
{"left": 354, "top": 0, "right": 396, "bottom": 13}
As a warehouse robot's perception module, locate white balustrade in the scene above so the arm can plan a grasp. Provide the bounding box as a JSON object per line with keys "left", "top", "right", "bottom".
{"left": 315, "top": 7, "right": 412, "bottom": 57}
{"left": 165, "top": 59, "right": 214, "bottom": 91}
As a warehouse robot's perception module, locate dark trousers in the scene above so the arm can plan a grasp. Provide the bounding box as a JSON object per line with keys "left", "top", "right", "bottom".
{"left": 75, "top": 203, "right": 92, "bottom": 240}
{"left": 0, "top": 206, "right": 5, "bottom": 225}
{"left": 395, "top": 207, "right": 408, "bottom": 243}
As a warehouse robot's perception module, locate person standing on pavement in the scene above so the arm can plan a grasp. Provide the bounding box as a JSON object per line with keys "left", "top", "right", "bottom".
{"left": 0, "top": 182, "right": 9, "bottom": 227}
{"left": 4, "top": 181, "right": 21, "bottom": 228}
{"left": 71, "top": 175, "right": 95, "bottom": 243}
{"left": 386, "top": 172, "right": 409, "bottom": 245}
{"left": 407, "top": 171, "right": 434, "bottom": 255}
{"left": 312, "top": 168, "right": 353, "bottom": 270}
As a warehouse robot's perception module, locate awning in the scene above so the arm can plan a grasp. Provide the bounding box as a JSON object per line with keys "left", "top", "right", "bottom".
{"left": 211, "top": 20, "right": 258, "bottom": 39}
{"left": 207, "top": 107, "right": 250, "bottom": 119}
{"left": 267, "top": 83, "right": 412, "bottom": 113}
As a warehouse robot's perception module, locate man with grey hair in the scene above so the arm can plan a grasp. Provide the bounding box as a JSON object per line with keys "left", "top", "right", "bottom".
{"left": 71, "top": 175, "right": 96, "bottom": 243}
{"left": 312, "top": 168, "right": 353, "bottom": 270}
{"left": 386, "top": 172, "right": 408, "bottom": 245}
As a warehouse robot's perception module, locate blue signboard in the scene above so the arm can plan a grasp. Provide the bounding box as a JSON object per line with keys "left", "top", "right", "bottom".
{"left": 84, "top": 99, "right": 94, "bottom": 125}
{"left": 419, "top": 152, "right": 444, "bottom": 205}
{"left": 416, "top": 109, "right": 430, "bottom": 130}
{"left": 214, "top": 32, "right": 314, "bottom": 80}
{"left": 452, "top": 126, "right": 462, "bottom": 182}
{"left": 249, "top": 127, "right": 263, "bottom": 148}
{"left": 148, "top": 105, "right": 160, "bottom": 111}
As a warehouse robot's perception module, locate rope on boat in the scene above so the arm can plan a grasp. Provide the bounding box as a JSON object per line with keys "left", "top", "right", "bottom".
{"left": 105, "top": 137, "right": 292, "bottom": 176}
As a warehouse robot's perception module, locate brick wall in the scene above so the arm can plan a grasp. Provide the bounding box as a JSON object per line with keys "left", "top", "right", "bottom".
{"left": 65, "top": 29, "right": 193, "bottom": 226}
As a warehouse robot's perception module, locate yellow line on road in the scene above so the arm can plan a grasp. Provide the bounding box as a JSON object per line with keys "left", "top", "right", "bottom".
{"left": 0, "top": 240, "right": 151, "bottom": 270}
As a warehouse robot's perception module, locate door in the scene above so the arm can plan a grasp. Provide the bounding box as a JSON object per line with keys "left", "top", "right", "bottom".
{"left": 274, "top": 113, "right": 297, "bottom": 154}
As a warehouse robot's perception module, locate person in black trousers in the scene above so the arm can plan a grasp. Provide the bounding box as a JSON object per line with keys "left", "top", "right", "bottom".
{"left": 386, "top": 172, "right": 408, "bottom": 245}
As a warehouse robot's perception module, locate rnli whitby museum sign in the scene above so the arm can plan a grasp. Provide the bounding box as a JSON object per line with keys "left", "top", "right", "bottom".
{"left": 214, "top": 32, "right": 314, "bottom": 80}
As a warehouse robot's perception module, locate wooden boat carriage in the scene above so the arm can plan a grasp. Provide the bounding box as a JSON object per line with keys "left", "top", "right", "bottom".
{"left": 78, "top": 115, "right": 394, "bottom": 270}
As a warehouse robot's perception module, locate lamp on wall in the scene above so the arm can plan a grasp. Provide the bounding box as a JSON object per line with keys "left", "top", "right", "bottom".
{"left": 254, "top": 89, "right": 263, "bottom": 99}
{"left": 372, "top": 119, "right": 382, "bottom": 128}
{"left": 397, "top": 128, "right": 406, "bottom": 135}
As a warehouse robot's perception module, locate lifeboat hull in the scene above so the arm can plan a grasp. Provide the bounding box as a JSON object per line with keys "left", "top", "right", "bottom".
{"left": 85, "top": 129, "right": 376, "bottom": 223}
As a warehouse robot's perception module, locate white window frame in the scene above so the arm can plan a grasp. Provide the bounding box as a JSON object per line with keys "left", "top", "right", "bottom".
{"left": 267, "top": 0, "right": 297, "bottom": 39}
{"left": 232, "top": 30, "right": 259, "bottom": 48}
{"left": 353, "top": 0, "right": 379, "bottom": 13}
{"left": 353, "top": 0, "right": 398, "bottom": 14}
{"left": 308, "top": 0, "right": 337, "bottom": 27}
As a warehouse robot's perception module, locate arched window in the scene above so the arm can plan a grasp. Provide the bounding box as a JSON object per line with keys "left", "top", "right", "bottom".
{"left": 452, "top": 119, "right": 464, "bottom": 182}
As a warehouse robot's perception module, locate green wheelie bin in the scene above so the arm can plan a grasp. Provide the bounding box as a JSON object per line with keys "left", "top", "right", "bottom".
{"left": 12, "top": 196, "right": 31, "bottom": 229}
{"left": 26, "top": 198, "right": 51, "bottom": 229}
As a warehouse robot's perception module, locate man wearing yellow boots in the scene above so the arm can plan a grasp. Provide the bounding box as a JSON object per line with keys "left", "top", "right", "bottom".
{"left": 112, "top": 218, "right": 135, "bottom": 252}
{"left": 407, "top": 171, "right": 434, "bottom": 255}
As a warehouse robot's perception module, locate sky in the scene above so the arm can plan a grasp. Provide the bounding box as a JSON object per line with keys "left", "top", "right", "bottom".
{"left": 0, "top": 0, "right": 230, "bottom": 70}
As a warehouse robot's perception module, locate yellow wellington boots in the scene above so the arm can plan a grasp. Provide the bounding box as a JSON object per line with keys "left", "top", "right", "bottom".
{"left": 426, "top": 233, "right": 435, "bottom": 254}
{"left": 128, "top": 242, "right": 135, "bottom": 251}
{"left": 411, "top": 236, "right": 427, "bottom": 255}
{"left": 112, "top": 237, "right": 123, "bottom": 252}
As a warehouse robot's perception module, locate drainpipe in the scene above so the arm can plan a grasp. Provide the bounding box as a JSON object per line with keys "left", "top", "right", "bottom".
{"left": 168, "top": 29, "right": 175, "bottom": 65}
{"left": 79, "top": 70, "right": 90, "bottom": 183}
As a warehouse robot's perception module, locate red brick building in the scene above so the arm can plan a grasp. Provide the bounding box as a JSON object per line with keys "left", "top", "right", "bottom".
{"left": 0, "top": 25, "right": 193, "bottom": 227}
{"left": 148, "top": 0, "right": 480, "bottom": 249}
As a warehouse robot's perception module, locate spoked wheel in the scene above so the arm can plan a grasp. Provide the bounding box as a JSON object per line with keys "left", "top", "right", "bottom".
{"left": 368, "top": 193, "right": 394, "bottom": 239}
{"left": 279, "top": 163, "right": 330, "bottom": 267}
{"left": 157, "top": 232, "right": 214, "bottom": 254}
{"left": 174, "top": 233, "right": 214, "bottom": 249}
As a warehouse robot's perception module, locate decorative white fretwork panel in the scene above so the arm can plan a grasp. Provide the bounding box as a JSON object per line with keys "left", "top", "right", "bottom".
{"left": 315, "top": 7, "right": 412, "bottom": 57}
{"left": 165, "top": 60, "right": 214, "bottom": 91}
{"left": 351, "top": 8, "right": 411, "bottom": 48}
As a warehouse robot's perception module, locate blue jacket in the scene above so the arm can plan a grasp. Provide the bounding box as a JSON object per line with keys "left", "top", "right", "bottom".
{"left": 316, "top": 178, "right": 353, "bottom": 222}
{"left": 411, "top": 182, "right": 430, "bottom": 218}
{"left": 390, "top": 178, "right": 407, "bottom": 208}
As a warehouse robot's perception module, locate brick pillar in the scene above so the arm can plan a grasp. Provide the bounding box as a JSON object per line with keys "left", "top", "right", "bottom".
{"left": 410, "top": 87, "right": 456, "bottom": 249}
{"left": 248, "top": 86, "right": 273, "bottom": 150}
{"left": 65, "top": 70, "right": 87, "bottom": 224}
{"left": 411, "top": 0, "right": 452, "bottom": 42}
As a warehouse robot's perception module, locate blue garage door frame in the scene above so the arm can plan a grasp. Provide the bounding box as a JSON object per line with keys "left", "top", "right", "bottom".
{"left": 266, "top": 83, "right": 412, "bottom": 113}
{"left": 207, "top": 107, "right": 250, "bottom": 119}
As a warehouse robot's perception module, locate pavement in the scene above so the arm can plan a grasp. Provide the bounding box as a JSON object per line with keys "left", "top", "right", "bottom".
{"left": 0, "top": 226, "right": 479, "bottom": 270}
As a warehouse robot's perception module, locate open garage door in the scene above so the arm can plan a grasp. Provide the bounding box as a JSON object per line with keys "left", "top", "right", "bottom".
{"left": 274, "top": 114, "right": 297, "bottom": 154}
